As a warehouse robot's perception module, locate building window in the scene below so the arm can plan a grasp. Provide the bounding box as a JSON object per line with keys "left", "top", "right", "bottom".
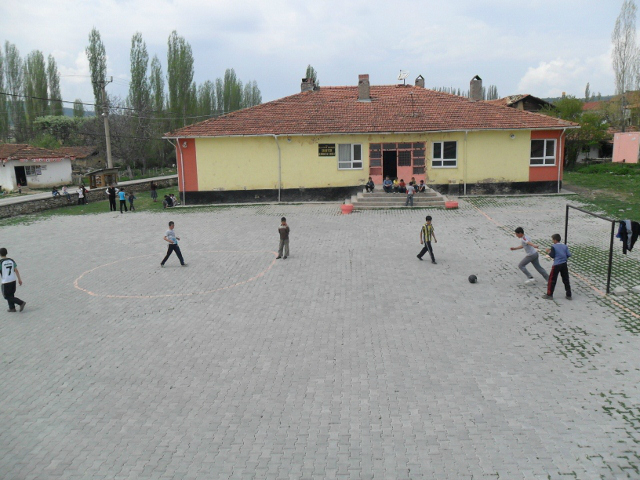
{"left": 432, "top": 141, "right": 457, "bottom": 167}
{"left": 338, "top": 144, "right": 363, "bottom": 170}
{"left": 25, "top": 166, "right": 42, "bottom": 176}
{"left": 530, "top": 139, "right": 556, "bottom": 166}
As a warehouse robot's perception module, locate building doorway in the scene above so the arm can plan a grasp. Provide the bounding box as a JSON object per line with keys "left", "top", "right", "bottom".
{"left": 14, "top": 166, "right": 27, "bottom": 187}
{"left": 383, "top": 151, "right": 397, "bottom": 179}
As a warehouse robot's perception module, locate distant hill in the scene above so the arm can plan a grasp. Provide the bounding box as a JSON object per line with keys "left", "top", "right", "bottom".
{"left": 62, "top": 107, "right": 95, "bottom": 118}
{"left": 542, "top": 95, "right": 615, "bottom": 104}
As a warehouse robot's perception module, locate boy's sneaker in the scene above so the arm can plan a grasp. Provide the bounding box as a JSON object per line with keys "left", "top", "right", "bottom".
{"left": 417, "top": 255, "right": 423, "bottom": 261}
{"left": 276, "top": 256, "right": 282, "bottom": 259}
{"left": 19, "top": 302, "right": 26, "bottom": 312}
{"left": 542, "top": 294, "right": 553, "bottom": 300}
{"left": 432, "top": 261, "right": 437, "bottom": 264}
{"left": 525, "top": 278, "right": 536, "bottom": 285}
{"left": 283, "top": 256, "right": 287, "bottom": 259}
{"left": 7, "top": 308, "right": 16, "bottom": 312}
{"left": 566, "top": 295, "right": 572, "bottom": 300}
{"left": 181, "top": 263, "right": 187, "bottom": 267}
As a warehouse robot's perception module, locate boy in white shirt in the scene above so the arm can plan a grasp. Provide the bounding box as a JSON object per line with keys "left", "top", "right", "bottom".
{"left": 0, "top": 247, "right": 26, "bottom": 312}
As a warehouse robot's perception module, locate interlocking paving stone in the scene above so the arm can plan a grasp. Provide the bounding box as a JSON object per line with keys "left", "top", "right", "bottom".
{"left": 0, "top": 198, "right": 639, "bottom": 479}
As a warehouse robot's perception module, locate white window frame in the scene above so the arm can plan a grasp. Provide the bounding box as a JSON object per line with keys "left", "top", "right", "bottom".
{"left": 338, "top": 144, "right": 363, "bottom": 170}
{"left": 432, "top": 141, "right": 457, "bottom": 168}
{"left": 530, "top": 139, "right": 556, "bottom": 166}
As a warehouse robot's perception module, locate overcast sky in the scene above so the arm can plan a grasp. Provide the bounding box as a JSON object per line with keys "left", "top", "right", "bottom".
{"left": 0, "top": 0, "right": 625, "bottom": 110}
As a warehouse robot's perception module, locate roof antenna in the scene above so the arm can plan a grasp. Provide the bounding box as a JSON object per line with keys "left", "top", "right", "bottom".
{"left": 398, "top": 70, "right": 409, "bottom": 85}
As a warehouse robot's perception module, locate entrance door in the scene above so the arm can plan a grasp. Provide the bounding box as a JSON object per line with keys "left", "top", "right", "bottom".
{"left": 383, "top": 151, "right": 397, "bottom": 179}
{"left": 14, "top": 166, "right": 27, "bottom": 187}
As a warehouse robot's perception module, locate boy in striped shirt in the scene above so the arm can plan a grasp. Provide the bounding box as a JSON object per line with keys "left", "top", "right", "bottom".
{"left": 417, "top": 216, "right": 438, "bottom": 264}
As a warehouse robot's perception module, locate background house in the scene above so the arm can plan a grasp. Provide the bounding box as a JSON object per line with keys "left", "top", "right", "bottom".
{"left": 164, "top": 75, "right": 577, "bottom": 204}
{"left": 0, "top": 144, "right": 73, "bottom": 192}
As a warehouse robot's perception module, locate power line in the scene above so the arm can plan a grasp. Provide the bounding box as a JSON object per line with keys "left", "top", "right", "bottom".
{"left": 0, "top": 91, "right": 231, "bottom": 120}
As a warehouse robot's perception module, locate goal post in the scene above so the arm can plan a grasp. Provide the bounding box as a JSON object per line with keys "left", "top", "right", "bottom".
{"left": 564, "top": 204, "right": 616, "bottom": 295}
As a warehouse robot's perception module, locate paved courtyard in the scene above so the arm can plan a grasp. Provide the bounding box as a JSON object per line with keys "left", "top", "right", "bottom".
{"left": 1, "top": 196, "right": 639, "bottom": 479}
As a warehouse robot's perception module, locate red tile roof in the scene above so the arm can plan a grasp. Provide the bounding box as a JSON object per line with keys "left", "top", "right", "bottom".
{"left": 0, "top": 143, "right": 73, "bottom": 161}
{"left": 165, "top": 85, "right": 578, "bottom": 138}
{"left": 56, "top": 146, "right": 99, "bottom": 159}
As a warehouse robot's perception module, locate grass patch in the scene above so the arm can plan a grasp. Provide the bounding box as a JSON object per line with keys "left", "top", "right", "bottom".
{"left": 0, "top": 187, "right": 181, "bottom": 227}
{"left": 564, "top": 163, "right": 640, "bottom": 220}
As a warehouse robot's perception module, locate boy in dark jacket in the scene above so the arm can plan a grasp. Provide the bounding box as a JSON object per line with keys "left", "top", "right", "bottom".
{"left": 543, "top": 234, "right": 572, "bottom": 300}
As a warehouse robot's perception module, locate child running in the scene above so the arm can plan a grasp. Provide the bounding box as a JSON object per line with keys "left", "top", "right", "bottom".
{"left": 543, "top": 234, "right": 572, "bottom": 300}
{"left": 510, "top": 227, "right": 549, "bottom": 285}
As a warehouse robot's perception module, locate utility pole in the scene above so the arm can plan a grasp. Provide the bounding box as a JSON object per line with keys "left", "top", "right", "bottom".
{"left": 94, "top": 77, "right": 114, "bottom": 168}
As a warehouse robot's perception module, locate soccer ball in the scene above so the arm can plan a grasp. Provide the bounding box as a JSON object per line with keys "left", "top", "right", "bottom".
{"left": 468, "top": 275, "right": 478, "bottom": 284}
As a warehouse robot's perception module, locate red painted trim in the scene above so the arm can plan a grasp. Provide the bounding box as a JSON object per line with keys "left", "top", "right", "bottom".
{"left": 529, "top": 130, "right": 564, "bottom": 182}
{"left": 177, "top": 138, "right": 199, "bottom": 191}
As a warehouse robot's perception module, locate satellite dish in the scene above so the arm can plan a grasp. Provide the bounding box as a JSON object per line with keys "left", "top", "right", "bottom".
{"left": 398, "top": 70, "right": 409, "bottom": 81}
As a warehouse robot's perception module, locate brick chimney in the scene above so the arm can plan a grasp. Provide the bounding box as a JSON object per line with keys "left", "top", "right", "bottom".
{"left": 415, "top": 75, "right": 425, "bottom": 88}
{"left": 301, "top": 77, "right": 315, "bottom": 93}
{"left": 358, "top": 74, "right": 371, "bottom": 101}
{"left": 469, "top": 75, "right": 483, "bottom": 101}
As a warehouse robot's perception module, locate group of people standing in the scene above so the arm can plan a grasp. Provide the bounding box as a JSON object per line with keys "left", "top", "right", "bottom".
{"left": 52, "top": 185, "right": 88, "bottom": 204}
{"left": 106, "top": 184, "right": 136, "bottom": 213}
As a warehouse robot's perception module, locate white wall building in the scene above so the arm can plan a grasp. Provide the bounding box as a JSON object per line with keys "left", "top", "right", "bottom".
{"left": 0, "top": 144, "right": 73, "bottom": 192}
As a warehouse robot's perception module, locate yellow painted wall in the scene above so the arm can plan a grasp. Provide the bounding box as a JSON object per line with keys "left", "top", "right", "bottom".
{"left": 194, "top": 131, "right": 533, "bottom": 191}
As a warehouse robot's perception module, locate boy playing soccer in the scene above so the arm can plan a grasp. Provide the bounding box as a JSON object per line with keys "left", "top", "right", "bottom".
{"left": 510, "top": 227, "right": 549, "bottom": 285}
{"left": 161, "top": 221, "right": 186, "bottom": 267}
{"left": 543, "top": 234, "right": 572, "bottom": 300}
{"left": 417, "top": 215, "right": 437, "bottom": 264}
{"left": 1, "top": 247, "right": 26, "bottom": 312}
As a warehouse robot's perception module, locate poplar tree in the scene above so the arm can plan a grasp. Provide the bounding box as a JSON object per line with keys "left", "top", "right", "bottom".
{"left": 128, "top": 32, "right": 150, "bottom": 113}
{"left": 197, "top": 80, "right": 216, "bottom": 117}
{"left": 149, "top": 55, "right": 165, "bottom": 113}
{"left": 612, "top": 0, "right": 639, "bottom": 131}
{"left": 0, "top": 49, "right": 8, "bottom": 141}
{"left": 48, "top": 55, "right": 63, "bottom": 116}
{"left": 73, "top": 99, "right": 85, "bottom": 118}
{"left": 166, "top": 30, "right": 194, "bottom": 128}
{"left": 86, "top": 28, "right": 108, "bottom": 111}
{"left": 4, "top": 41, "right": 27, "bottom": 141}
{"left": 305, "top": 64, "right": 319, "bottom": 86}
{"left": 24, "top": 50, "right": 49, "bottom": 133}
{"left": 222, "top": 68, "right": 243, "bottom": 113}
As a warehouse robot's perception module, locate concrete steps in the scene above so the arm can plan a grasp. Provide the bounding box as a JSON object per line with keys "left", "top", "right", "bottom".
{"left": 351, "top": 187, "right": 446, "bottom": 210}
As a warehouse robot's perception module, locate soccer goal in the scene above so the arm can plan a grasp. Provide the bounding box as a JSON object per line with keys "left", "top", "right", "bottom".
{"left": 564, "top": 204, "right": 615, "bottom": 295}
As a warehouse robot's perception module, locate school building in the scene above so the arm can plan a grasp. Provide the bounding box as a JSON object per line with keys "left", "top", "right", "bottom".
{"left": 164, "top": 75, "right": 578, "bottom": 204}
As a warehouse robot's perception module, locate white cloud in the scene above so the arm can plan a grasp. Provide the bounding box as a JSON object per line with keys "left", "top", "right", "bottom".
{"left": 517, "top": 53, "right": 614, "bottom": 98}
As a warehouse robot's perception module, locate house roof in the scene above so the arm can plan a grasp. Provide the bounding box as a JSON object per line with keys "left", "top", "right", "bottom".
{"left": 0, "top": 143, "right": 73, "bottom": 161}
{"left": 484, "top": 94, "right": 552, "bottom": 109}
{"left": 165, "top": 85, "right": 578, "bottom": 138}
{"left": 56, "top": 146, "right": 98, "bottom": 159}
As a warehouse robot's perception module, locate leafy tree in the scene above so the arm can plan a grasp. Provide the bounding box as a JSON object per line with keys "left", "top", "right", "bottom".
{"left": 584, "top": 82, "right": 591, "bottom": 102}
{"left": 24, "top": 50, "right": 49, "bottom": 134}
{"left": 149, "top": 55, "right": 164, "bottom": 113}
{"left": 242, "top": 80, "right": 262, "bottom": 108}
{"left": 4, "top": 41, "right": 27, "bottom": 141}
{"left": 86, "top": 28, "right": 108, "bottom": 111}
{"left": 305, "top": 64, "right": 319, "bottom": 86}
{"left": 612, "top": 0, "right": 639, "bottom": 131}
{"left": 166, "top": 30, "right": 194, "bottom": 128}
{"left": 0, "top": 48, "right": 8, "bottom": 141}
{"left": 33, "top": 115, "right": 85, "bottom": 145}
{"left": 73, "top": 99, "right": 85, "bottom": 118}
{"left": 197, "top": 80, "right": 216, "bottom": 116}
{"left": 222, "top": 68, "right": 243, "bottom": 113}
{"left": 128, "top": 32, "right": 150, "bottom": 113}
{"left": 47, "top": 55, "right": 63, "bottom": 116}
{"left": 542, "top": 95, "right": 609, "bottom": 168}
